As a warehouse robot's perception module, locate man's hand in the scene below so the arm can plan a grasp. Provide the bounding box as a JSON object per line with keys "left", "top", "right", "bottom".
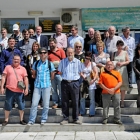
{"left": 107, "top": 88, "right": 115, "bottom": 95}
{"left": 24, "top": 88, "right": 28, "bottom": 96}
{"left": 1, "top": 87, "right": 5, "bottom": 95}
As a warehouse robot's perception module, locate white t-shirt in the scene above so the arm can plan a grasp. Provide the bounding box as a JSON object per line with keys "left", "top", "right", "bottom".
{"left": 81, "top": 62, "right": 96, "bottom": 90}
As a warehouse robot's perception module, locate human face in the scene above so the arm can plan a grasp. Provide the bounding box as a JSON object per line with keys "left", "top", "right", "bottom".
{"left": 108, "top": 27, "right": 115, "bottom": 38}
{"left": 117, "top": 45, "right": 123, "bottom": 51}
{"left": 32, "top": 44, "right": 39, "bottom": 52}
{"left": 1, "top": 30, "right": 7, "bottom": 38}
{"left": 71, "top": 28, "right": 78, "bottom": 36}
{"left": 56, "top": 25, "right": 62, "bottom": 35}
{"left": 104, "top": 31, "right": 109, "bottom": 38}
{"left": 13, "top": 56, "right": 21, "bottom": 67}
{"left": 39, "top": 51, "right": 48, "bottom": 61}
{"left": 75, "top": 45, "right": 82, "bottom": 53}
{"left": 36, "top": 26, "right": 42, "bottom": 35}
{"left": 49, "top": 41, "right": 56, "bottom": 50}
{"left": 13, "top": 29, "right": 19, "bottom": 35}
{"left": 23, "top": 32, "right": 29, "bottom": 40}
{"left": 106, "top": 61, "right": 114, "bottom": 71}
{"left": 67, "top": 48, "right": 74, "bottom": 60}
{"left": 29, "top": 29, "right": 34, "bottom": 37}
{"left": 85, "top": 56, "right": 91, "bottom": 63}
{"left": 8, "top": 39, "right": 16, "bottom": 48}
{"left": 97, "top": 46, "right": 104, "bottom": 53}
{"left": 88, "top": 30, "right": 94, "bottom": 39}
{"left": 138, "top": 49, "right": 140, "bottom": 55}
{"left": 123, "top": 29, "right": 130, "bottom": 38}
{"left": 95, "top": 33, "right": 101, "bottom": 41}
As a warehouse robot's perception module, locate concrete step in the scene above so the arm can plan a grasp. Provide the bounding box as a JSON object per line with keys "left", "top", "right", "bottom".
{"left": 0, "top": 107, "right": 140, "bottom": 116}
{"left": 0, "top": 114, "right": 140, "bottom": 123}
{"left": 0, "top": 122, "right": 140, "bottom": 132}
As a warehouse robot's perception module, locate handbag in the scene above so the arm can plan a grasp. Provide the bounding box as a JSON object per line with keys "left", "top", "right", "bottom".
{"left": 13, "top": 67, "right": 26, "bottom": 90}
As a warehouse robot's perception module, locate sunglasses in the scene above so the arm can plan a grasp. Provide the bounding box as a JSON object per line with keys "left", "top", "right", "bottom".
{"left": 76, "top": 46, "right": 82, "bottom": 48}
{"left": 39, "top": 52, "right": 47, "bottom": 54}
{"left": 85, "top": 57, "right": 91, "bottom": 60}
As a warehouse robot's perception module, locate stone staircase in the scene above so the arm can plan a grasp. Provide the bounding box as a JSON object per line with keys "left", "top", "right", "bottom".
{"left": 0, "top": 85, "right": 140, "bottom": 132}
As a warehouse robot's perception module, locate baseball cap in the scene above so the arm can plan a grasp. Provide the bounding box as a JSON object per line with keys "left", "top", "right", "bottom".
{"left": 13, "top": 24, "right": 19, "bottom": 30}
{"left": 39, "top": 47, "right": 48, "bottom": 53}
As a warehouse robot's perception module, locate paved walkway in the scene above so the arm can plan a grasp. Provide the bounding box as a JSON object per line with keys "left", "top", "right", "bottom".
{"left": 0, "top": 131, "right": 140, "bottom": 140}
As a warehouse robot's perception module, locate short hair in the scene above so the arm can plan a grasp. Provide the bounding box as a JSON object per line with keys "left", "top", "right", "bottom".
{"left": 71, "top": 25, "right": 78, "bottom": 30}
{"left": 96, "top": 41, "right": 105, "bottom": 49}
{"left": 55, "top": 24, "right": 62, "bottom": 28}
{"left": 22, "top": 29, "right": 28, "bottom": 34}
{"left": 49, "top": 38, "right": 57, "bottom": 44}
{"left": 74, "top": 41, "right": 83, "bottom": 50}
{"left": 85, "top": 51, "right": 92, "bottom": 58}
{"left": 35, "top": 26, "right": 42, "bottom": 30}
{"left": 8, "top": 37, "right": 15, "bottom": 42}
{"left": 1, "top": 28, "right": 7, "bottom": 32}
{"left": 108, "top": 26, "right": 116, "bottom": 32}
{"left": 13, "top": 54, "right": 21, "bottom": 59}
{"left": 116, "top": 40, "right": 124, "bottom": 46}
{"left": 122, "top": 27, "right": 130, "bottom": 32}
{"left": 88, "top": 28, "right": 94, "bottom": 32}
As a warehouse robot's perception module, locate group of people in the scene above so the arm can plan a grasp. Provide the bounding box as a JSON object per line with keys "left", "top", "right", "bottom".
{"left": 0, "top": 23, "right": 139, "bottom": 126}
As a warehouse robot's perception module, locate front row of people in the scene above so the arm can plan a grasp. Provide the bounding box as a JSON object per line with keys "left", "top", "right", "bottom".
{"left": 1, "top": 42, "right": 140, "bottom": 126}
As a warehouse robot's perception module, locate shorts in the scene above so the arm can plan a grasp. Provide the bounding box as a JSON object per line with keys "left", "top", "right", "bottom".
{"left": 4, "top": 88, "right": 25, "bottom": 111}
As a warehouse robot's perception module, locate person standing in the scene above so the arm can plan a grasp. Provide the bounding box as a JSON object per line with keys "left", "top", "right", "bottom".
{"left": 58, "top": 47, "right": 82, "bottom": 125}
{"left": 28, "top": 47, "right": 55, "bottom": 125}
{"left": 32, "top": 26, "right": 48, "bottom": 49}
{"left": 0, "top": 55, "right": 28, "bottom": 126}
{"left": 52, "top": 24, "right": 67, "bottom": 49}
{"left": 48, "top": 38, "right": 66, "bottom": 109}
{"left": 121, "top": 27, "right": 135, "bottom": 88}
{"left": 29, "top": 29, "right": 35, "bottom": 38}
{"left": 99, "top": 61, "right": 122, "bottom": 125}
{"left": 68, "top": 26, "right": 84, "bottom": 49}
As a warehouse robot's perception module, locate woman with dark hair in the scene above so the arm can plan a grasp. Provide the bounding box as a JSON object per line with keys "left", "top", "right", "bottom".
{"left": 133, "top": 43, "right": 140, "bottom": 107}
{"left": 112, "top": 40, "right": 129, "bottom": 108}
{"left": 26, "top": 42, "right": 40, "bottom": 105}
{"left": 80, "top": 51, "right": 98, "bottom": 117}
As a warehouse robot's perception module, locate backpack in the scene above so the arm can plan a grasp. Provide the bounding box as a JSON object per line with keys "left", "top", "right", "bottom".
{"left": 35, "top": 60, "right": 51, "bottom": 74}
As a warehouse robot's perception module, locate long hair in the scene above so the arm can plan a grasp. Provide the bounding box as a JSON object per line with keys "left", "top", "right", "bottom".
{"left": 134, "top": 43, "right": 140, "bottom": 59}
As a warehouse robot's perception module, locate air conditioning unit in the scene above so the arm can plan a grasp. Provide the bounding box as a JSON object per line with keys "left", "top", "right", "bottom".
{"left": 60, "top": 11, "right": 79, "bottom": 25}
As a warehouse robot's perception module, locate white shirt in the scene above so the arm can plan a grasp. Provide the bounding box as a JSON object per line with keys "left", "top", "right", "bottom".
{"left": 81, "top": 62, "right": 96, "bottom": 90}
{"left": 36, "top": 34, "right": 41, "bottom": 44}
{"left": 0, "top": 37, "right": 8, "bottom": 49}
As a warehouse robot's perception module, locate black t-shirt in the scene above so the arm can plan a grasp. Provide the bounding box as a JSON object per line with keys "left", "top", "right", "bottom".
{"left": 75, "top": 53, "right": 85, "bottom": 62}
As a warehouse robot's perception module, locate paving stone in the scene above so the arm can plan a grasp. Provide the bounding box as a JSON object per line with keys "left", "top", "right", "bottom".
{"left": 34, "top": 135, "right": 55, "bottom": 140}
{"left": 114, "top": 131, "right": 137, "bottom": 140}
{"left": 133, "top": 132, "right": 140, "bottom": 139}
{"left": 0, "top": 132, "right": 19, "bottom": 140}
{"left": 37, "top": 132, "right": 56, "bottom": 135}
{"left": 54, "top": 135, "right": 74, "bottom": 140}
{"left": 95, "top": 132, "right": 116, "bottom": 140}
{"left": 76, "top": 132, "right": 94, "bottom": 136}
{"left": 56, "top": 131, "right": 75, "bottom": 136}
{"left": 14, "top": 132, "right": 37, "bottom": 140}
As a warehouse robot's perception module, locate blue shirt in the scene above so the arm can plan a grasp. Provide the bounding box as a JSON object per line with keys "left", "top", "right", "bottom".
{"left": 68, "top": 35, "right": 84, "bottom": 49}
{"left": 58, "top": 57, "right": 82, "bottom": 80}
{"left": 121, "top": 35, "right": 135, "bottom": 62}
{"left": 0, "top": 47, "right": 24, "bottom": 74}
{"left": 32, "top": 59, "right": 55, "bottom": 88}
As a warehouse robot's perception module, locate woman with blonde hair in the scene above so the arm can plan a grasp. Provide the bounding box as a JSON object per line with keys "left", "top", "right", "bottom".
{"left": 74, "top": 41, "right": 85, "bottom": 62}
{"left": 89, "top": 31, "right": 106, "bottom": 54}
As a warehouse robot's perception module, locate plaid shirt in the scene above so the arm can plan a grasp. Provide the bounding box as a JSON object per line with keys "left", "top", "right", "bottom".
{"left": 32, "top": 59, "right": 55, "bottom": 88}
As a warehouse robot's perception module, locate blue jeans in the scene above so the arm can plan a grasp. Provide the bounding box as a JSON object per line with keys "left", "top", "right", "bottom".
{"left": 80, "top": 89, "right": 95, "bottom": 115}
{"left": 51, "top": 74, "right": 62, "bottom": 106}
{"left": 28, "top": 87, "right": 51, "bottom": 123}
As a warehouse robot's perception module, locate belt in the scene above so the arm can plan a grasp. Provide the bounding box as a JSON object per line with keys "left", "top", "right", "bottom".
{"left": 62, "top": 79, "right": 79, "bottom": 83}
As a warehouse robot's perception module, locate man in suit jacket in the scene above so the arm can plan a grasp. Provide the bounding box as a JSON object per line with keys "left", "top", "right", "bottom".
{"left": 33, "top": 26, "right": 48, "bottom": 49}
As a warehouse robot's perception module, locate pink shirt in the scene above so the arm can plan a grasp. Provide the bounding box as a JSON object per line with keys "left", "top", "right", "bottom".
{"left": 3, "top": 65, "right": 27, "bottom": 93}
{"left": 51, "top": 33, "right": 67, "bottom": 48}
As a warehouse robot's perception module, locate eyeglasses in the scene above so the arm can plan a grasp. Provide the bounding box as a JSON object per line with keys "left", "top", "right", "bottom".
{"left": 76, "top": 46, "right": 82, "bottom": 48}
{"left": 71, "top": 30, "right": 75, "bottom": 31}
{"left": 39, "top": 52, "right": 47, "bottom": 54}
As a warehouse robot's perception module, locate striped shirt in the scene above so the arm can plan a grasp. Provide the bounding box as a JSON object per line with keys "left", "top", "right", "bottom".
{"left": 32, "top": 59, "right": 55, "bottom": 88}
{"left": 58, "top": 57, "right": 82, "bottom": 80}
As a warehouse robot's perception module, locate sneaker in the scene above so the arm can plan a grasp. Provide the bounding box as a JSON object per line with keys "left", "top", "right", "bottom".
{"left": 20, "top": 120, "right": 27, "bottom": 125}
{"left": 40, "top": 122, "right": 45, "bottom": 125}
{"left": 60, "top": 120, "right": 68, "bottom": 125}
{"left": 2, "top": 121, "right": 8, "bottom": 126}
{"left": 73, "top": 120, "right": 82, "bottom": 125}
{"left": 102, "top": 119, "right": 108, "bottom": 124}
{"left": 114, "top": 120, "right": 123, "bottom": 125}
{"left": 27, "top": 122, "right": 34, "bottom": 126}
{"left": 52, "top": 104, "right": 58, "bottom": 109}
